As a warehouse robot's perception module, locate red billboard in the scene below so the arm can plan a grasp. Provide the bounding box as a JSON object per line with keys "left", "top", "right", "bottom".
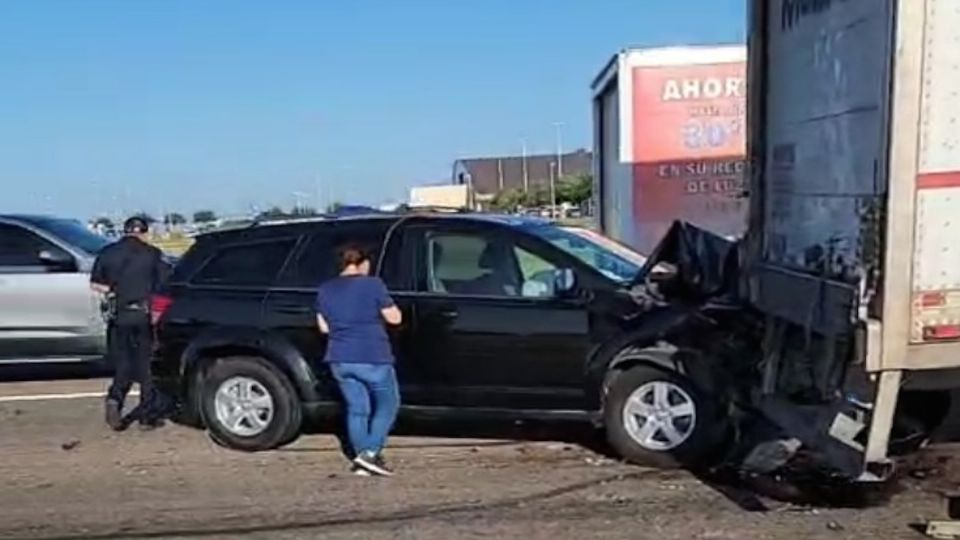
{"left": 630, "top": 62, "right": 747, "bottom": 252}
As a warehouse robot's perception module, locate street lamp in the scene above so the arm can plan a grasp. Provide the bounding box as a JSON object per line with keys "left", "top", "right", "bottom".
{"left": 521, "top": 138, "right": 530, "bottom": 193}
{"left": 549, "top": 162, "right": 557, "bottom": 219}
{"left": 292, "top": 191, "right": 308, "bottom": 214}
{"left": 553, "top": 122, "right": 564, "bottom": 179}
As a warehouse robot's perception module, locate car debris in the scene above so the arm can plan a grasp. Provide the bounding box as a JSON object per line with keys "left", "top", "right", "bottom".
{"left": 60, "top": 439, "right": 81, "bottom": 451}
{"left": 922, "top": 493, "right": 960, "bottom": 539}
{"left": 741, "top": 439, "right": 803, "bottom": 475}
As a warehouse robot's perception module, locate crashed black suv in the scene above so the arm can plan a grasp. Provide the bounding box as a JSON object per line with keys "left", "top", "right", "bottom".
{"left": 153, "top": 212, "right": 750, "bottom": 467}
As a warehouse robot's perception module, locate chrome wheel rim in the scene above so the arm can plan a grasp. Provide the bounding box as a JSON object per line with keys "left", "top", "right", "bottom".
{"left": 622, "top": 381, "right": 696, "bottom": 451}
{"left": 214, "top": 376, "right": 274, "bottom": 437}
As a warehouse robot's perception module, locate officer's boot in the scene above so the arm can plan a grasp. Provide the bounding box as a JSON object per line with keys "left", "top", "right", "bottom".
{"left": 105, "top": 399, "right": 124, "bottom": 431}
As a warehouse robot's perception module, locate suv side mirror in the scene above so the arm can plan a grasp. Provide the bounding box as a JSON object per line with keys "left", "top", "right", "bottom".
{"left": 553, "top": 268, "right": 577, "bottom": 295}
{"left": 37, "top": 249, "right": 77, "bottom": 272}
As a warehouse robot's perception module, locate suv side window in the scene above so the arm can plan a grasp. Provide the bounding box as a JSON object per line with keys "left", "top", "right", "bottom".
{"left": 192, "top": 239, "right": 296, "bottom": 287}
{"left": 425, "top": 232, "right": 557, "bottom": 298}
{"left": 0, "top": 223, "right": 62, "bottom": 269}
{"left": 513, "top": 246, "right": 558, "bottom": 298}
{"left": 281, "top": 222, "right": 389, "bottom": 288}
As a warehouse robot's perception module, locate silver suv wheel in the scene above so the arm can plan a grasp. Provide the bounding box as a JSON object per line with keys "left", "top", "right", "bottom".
{"left": 214, "top": 376, "right": 275, "bottom": 437}
{"left": 622, "top": 380, "right": 696, "bottom": 451}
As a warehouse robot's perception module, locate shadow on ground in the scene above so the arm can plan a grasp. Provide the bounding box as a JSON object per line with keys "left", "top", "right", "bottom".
{"left": 292, "top": 416, "right": 901, "bottom": 512}
{"left": 28, "top": 470, "right": 668, "bottom": 540}
{"left": 0, "top": 361, "right": 110, "bottom": 383}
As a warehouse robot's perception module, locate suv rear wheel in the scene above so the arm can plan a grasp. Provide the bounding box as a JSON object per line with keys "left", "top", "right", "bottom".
{"left": 200, "top": 356, "right": 302, "bottom": 451}
{"left": 604, "top": 365, "right": 724, "bottom": 468}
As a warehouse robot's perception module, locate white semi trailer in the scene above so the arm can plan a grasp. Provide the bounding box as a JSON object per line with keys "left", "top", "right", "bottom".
{"left": 747, "top": 0, "right": 960, "bottom": 480}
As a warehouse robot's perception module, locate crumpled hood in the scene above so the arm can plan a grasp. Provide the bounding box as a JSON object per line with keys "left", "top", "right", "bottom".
{"left": 630, "top": 220, "right": 742, "bottom": 302}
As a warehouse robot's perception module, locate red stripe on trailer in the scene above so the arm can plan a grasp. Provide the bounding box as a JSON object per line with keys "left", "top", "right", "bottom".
{"left": 918, "top": 172, "right": 960, "bottom": 189}
{"left": 924, "top": 325, "right": 960, "bottom": 341}
{"left": 920, "top": 292, "right": 947, "bottom": 308}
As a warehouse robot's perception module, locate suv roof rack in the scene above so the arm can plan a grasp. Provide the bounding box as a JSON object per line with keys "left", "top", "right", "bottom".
{"left": 395, "top": 205, "right": 470, "bottom": 214}
{"left": 195, "top": 205, "right": 476, "bottom": 237}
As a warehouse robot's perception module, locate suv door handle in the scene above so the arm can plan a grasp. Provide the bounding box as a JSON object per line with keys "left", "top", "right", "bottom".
{"left": 275, "top": 305, "right": 311, "bottom": 315}
{"left": 439, "top": 309, "right": 459, "bottom": 320}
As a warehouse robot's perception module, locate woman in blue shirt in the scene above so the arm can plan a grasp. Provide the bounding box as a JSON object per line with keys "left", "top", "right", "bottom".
{"left": 315, "top": 244, "right": 402, "bottom": 476}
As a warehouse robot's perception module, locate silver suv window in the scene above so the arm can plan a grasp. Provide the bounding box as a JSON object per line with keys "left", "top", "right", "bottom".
{"left": 29, "top": 217, "right": 110, "bottom": 255}
{"left": 0, "top": 223, "right": 60, "bottom": 268}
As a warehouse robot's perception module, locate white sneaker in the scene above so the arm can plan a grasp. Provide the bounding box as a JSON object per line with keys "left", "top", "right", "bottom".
{"left": 351, "top": 466, "right": 372, "bottom": 477}
{"left": 354, "top": 451, "right": 394, "bottom": 477}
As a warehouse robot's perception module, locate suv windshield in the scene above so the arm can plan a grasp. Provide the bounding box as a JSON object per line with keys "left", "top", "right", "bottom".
{"left": 524, "top": 224, "right": 645, "bottom": 284}
{"left": 31, "top": 218, "right": 111, "bottom": 255}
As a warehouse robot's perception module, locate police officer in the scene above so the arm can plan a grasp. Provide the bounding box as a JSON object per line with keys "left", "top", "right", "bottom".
{"left": 90, "top": 216, "right": 169, "bottom": 431}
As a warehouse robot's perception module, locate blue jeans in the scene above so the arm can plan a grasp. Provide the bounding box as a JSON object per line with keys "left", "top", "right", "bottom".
{"left": 329, "top": 363, "right": 400, "bottom": 456}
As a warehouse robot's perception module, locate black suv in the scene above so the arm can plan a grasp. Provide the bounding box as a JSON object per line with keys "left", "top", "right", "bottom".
{"left": 153, "top": 213, "right": 747, "bottom": 467}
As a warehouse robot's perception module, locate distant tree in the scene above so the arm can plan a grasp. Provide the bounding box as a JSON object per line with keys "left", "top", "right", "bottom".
{"left": 164, "top": 213, "right": 187, "bottom": 226}
{"left": 325, "top": 201, "right": 343, "bottom": 214}
{"left": 556, "top": 174, "right": 593, "bottom": 206}
{"left": 290, "top": 206, "right": 318, "bottom": 217}
{"left": 527, "top": 186, "right": 550, "bottom": 207}
{"left": 193, "top": 210, "right": 218, "bottom": 223}
{"left": 491, "top": 189, "right": 526, "bottom": 212}
{"left": 257, "top": 206, "right": 289, "bottom": 220}
{"left": 491, "top": 187, "right": 556, "bottom": 213}
{"left": 131, "top": 212, "right": 156, "bottom": 224}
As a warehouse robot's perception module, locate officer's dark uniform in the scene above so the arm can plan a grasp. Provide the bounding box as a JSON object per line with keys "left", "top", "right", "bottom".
{"left": 91, "top": 218, "right": 168, "bottom": 430}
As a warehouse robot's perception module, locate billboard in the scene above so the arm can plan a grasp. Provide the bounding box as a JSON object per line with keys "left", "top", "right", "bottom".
{"left": 630, "top": 61, "right": 747, "bottom": 252}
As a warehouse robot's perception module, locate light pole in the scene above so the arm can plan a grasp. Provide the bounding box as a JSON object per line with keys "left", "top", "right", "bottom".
{"left": 315, "top": 174, "right": 323, "bottom": 213}
{"left": 292, "top": 191, "right": 308, "bottom": 214}
{"left": 521, "top": 138, "right": 529, "bottom": 193}
{"left": 549, "top": 162, "right": 557, "bottom": 219}
{"left": 553, "top": 122, "right": 564, "bottom": 179}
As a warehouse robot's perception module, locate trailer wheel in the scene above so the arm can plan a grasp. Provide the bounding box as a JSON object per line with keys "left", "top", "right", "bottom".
{"left": 604, "top": 365, "right": 726, "bottom": 468}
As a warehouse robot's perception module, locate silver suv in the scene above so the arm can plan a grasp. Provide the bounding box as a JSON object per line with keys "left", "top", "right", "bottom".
{"left": 0, "top": 215, "right": 112, "bottom": 364}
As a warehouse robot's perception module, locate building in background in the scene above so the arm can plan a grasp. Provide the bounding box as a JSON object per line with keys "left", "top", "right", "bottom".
{"left": 592, "top": 45, "right": 746, "bottom": 253}
{"left": 452, "top": 149, "right": 592, "bottom": 205}
{"left": 409, "top": 184, "right": 472, "bottom": 209}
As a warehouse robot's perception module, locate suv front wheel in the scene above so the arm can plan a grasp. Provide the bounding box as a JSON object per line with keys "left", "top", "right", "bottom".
{"left": 200, "top": 356, "right": 303, "bottom": 452}
{"left": 604, "top": 365, "right": 724, "bottom": 468}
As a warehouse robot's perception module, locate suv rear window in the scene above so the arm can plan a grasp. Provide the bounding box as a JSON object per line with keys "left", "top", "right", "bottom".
{"left": 192, "top": 239, "right": 296, "bottom": 287}
{"left": 280, "top": 222, "right": 389, "bottom": 287}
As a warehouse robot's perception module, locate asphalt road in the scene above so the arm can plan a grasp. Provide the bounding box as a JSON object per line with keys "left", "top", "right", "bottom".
{"left": 0, "top": 373, "right": 957, "bottom": 540}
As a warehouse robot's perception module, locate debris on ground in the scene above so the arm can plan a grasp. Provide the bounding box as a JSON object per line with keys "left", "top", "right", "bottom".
{"left": 546, "top": 443, "right": 574, "bottom": 452}
{"left": 741, "top": 438, "right": 802, "bottom": 474}
{"left": 60, "top": 439, "right": 81, "bottom": 451}
{"left": 910, "top": 466, "right": 943, "bottom": 481}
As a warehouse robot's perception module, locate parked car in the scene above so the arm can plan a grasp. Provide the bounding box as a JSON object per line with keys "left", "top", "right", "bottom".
{"left": 0, "top": 215, "right": 113, "bottom": 364}
{"left": 153, "top": 213, "right": 749, "bottom": 467}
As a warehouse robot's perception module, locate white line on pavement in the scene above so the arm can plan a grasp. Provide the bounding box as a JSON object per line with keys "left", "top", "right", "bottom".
{"left": 0, "top": 390, "right": 140, "bottom": 403}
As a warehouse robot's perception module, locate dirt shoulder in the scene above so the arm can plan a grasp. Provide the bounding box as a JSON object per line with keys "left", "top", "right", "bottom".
{"left": 0, "top": 394, "right": 955, "bottom": 540}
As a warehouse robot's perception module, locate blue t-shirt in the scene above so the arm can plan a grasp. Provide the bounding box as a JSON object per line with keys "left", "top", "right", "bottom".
{"left": 314, "top": 275, "right": 396, "bottom": 364}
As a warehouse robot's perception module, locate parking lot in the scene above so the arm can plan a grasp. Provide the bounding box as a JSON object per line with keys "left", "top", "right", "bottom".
{"left": 0, "top": 369, "right": 955, "bottom": 540}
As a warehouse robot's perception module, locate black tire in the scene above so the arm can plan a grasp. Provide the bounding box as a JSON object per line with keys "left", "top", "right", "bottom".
{"left": 604, "top": 365, "right": 725, "bottom": 469}
{"left": 200, "top": 356, "right": 302, "bottom": 452}
{"left": 888, "top": 390, "right": 951, "bottom": 455}
{"left": 170, "top": 368, "right": 204, "bottom": 428}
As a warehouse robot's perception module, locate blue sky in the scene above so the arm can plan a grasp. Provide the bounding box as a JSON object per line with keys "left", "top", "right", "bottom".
{"left": 0, "top": 0, "right": 745, "bottom": 218}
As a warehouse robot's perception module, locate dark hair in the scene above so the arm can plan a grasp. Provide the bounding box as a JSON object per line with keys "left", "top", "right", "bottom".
{"left": 123, "top": 216, "right": 149, "bottom": 234}
{"left": 338, "top": 243, "right": 369, "bottom": 271}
